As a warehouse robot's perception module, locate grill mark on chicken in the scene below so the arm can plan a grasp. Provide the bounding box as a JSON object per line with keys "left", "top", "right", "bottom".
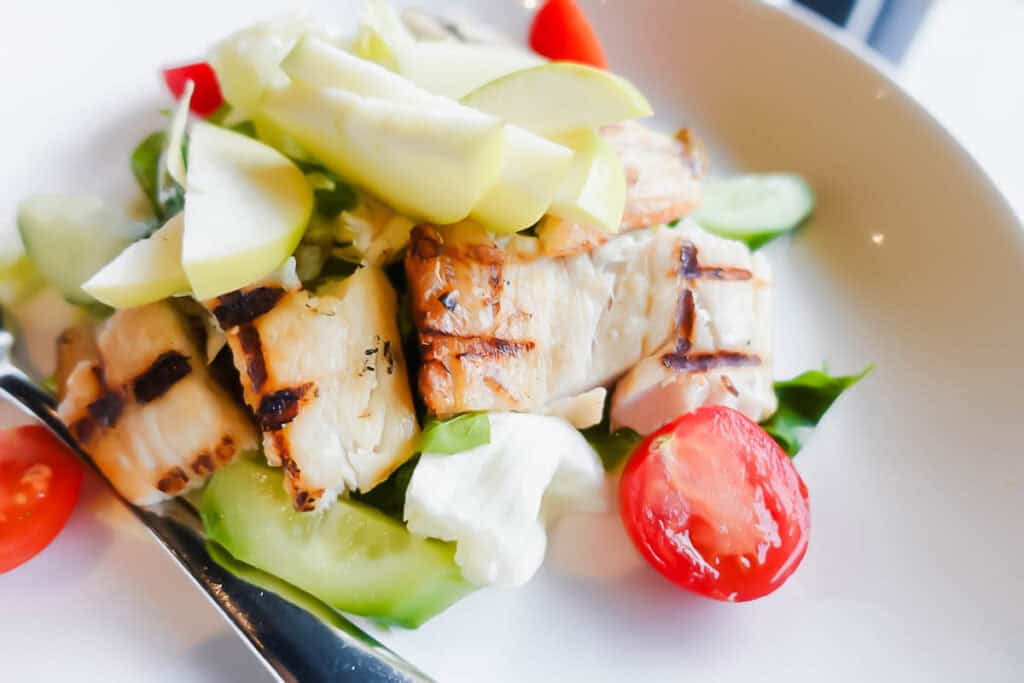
{"left": 272, "top": 432, "right": 297, "bottom": 475}
{"left": 214, "top": 269, "right": 420, "bottom": 512}
{"left": 255, "top": 383, "right": 315, "bottom": 431}
{"left": 56, "top": 303, "right": 259, "bottom": 505}
{"left": 87, "top": 391, "right": 123, "bottom": 429}
{"left": 664, "top": 280, "right": 760, "bottom": 373}
{"left": 410, "top": 227, "right": 442, "bottom": 259}
{"left": 720, "top": 375, "right": 740, "bottom": 397}
{"left": 292, "top": 487, "right": 324, "bottom": 512}
{"left": 293, "top": 490, "right": 313, "bottom": 511}
{"left": 70, "top": 417, "right": 96, "bottom": 444}
{"left": 483, "top": 376, "right": 515, "bottom": 401}
{"left": 133, "top": 351, "right": 192, "bottom": 404}
{"left": 420, "top": 328, "right": 536, "bottom": 360}
{"left": 80, "top": 365, "right": 123, "bottom": 431}
{"left": 212, "top": 287, "right": 286, "bottom": 329}
{"left": 69, "top": 368, "right": 113, "bottom": 444}
{"left": 156, "top": 467, "right": 189, "bottom": 494}
{"left": 382, "top": 340, "right": 396, "bottom": 375}
{"left": 661, "top": 351, "right": 762, "bottom": 372}
{"left": 236, "top": 324, "right": 268, "bottom": 393}
{"left": 271, "top": 429, "right": 321, "bottom": 512}
{"left": 679, "top": 243, "right": 753, "bottom": 281}
{"left": 409, "top": 223, "right": 697, "bottom": 414}
{"left": 214, "top": 435, "right": 236, "bottom": 463}
{"left": 673, "top": 289, "right": 697, "bottom": 355}
{"left": 191, "top": 452, "right": 215, "bottom": 476}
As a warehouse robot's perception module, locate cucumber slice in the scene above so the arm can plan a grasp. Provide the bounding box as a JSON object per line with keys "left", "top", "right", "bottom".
{"left": 17, "top": 195, "right": 149, "bottom": 304}
{"left": 693, "top": 173, "right": 815, "bottom": 249}
{"left": 200, "top": 458, "right": 473, "bottom": 628}
{"left": 206, "top": 541, "right": 388, "bottom": 638}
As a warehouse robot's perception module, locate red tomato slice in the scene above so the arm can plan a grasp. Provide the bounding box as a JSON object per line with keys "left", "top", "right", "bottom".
{"left": 619, "top": 406, "right": 810, "bottom": 601}
{"left": 529, "top": 0, "right": 608, "bottom": 68}
{"left": 162, "top": 62, "right": 224, "bottom": 118}
{"left": 0, "top": 425, "right": 83, "bottom": 573}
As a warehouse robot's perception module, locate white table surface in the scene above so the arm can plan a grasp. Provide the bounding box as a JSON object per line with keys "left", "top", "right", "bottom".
{"left": 3, "top": 1, "right": 1022, "bottom": 681}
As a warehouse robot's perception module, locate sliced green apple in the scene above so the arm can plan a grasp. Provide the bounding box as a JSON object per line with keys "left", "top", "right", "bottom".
{"left": 398, "top": 42, "right": 544, "bottom": 100}
{"left": 183, "top": 121, "right": 313, "bottom": 299}
{"left": 360, "top": 0, "right": 414, "bottom": 51}
{"left": 471, "top": 126, "right": 572, "bottom": 234}
{"left": 462, "top": 62, "right": 653, "bottom": 136}
{"left": 250, "top": 112, "right": 313, "bottom": 161}
{"left": 348, "top": 0, "right": 411, "bottom": 71}
{"left": 349, "top": 26, "right": 400, "bottom": 72}
{"left": 82, "top": 213, "right": 189, "bottom": 308}
{"left": 282, "top": 36, "right": 437, "bottom": 106}
{"left": 17, "top": 195, "right": 149, "bottom": 305}
{"left": 261, "top": 81, "right": 504, "bottom": 224}
{"left": 548, "top": 129, "right": 626, "bottom": 233}
{"left": 208, "top": 16, "right": 330, "bottom": 120}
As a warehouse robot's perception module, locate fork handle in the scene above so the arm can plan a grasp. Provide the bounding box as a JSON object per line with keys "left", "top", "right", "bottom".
{"left": 0, "top": 372, "right": 427, "bottom": 683}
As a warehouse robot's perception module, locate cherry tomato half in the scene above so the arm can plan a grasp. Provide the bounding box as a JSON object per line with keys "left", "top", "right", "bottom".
{"left": 529, "top": 0, "right": 608, "bottom": 68}
{"left": 0, "top": 425, "right": 83, "bottom": 573}
{"left": 162, "top": 62, "right": 224, "bottom": 117}
{"left": 619, "top": 406, "right": 810, "bottom": 601}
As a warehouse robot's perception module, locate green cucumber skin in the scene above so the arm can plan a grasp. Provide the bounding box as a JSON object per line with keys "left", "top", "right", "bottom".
{"left": 200, "top": 458, "right": 473, "bottom": 628}
{"left": 695, "top": 173, "right": 815, "bottom": 249}
{"left": 698, "top": 224, "right": 799, "bottom": 250}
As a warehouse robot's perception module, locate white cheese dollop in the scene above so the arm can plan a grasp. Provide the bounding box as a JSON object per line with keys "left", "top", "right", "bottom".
{"left": 403, "top": 412, "right": 605, "bottom": 587}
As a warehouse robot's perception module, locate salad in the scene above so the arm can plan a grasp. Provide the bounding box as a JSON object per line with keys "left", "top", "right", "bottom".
{"left": 0, "top": 0, "right": 868, "bottom": 627}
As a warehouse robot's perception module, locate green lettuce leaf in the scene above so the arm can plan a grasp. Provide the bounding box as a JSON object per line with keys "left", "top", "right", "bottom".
{"left": 761, "top": 365, "right": 872, "bottom": 456}
{"left": 419, "top": 413, "right": 490, "bottom": 454}
{"left": 581, "top": 422, "right": 642, "bottom": 472}
{"left": 297, "top": 163, "right": 358, "bottom": 219}
{"left": 349, "top": 455, "right": 419, "bottom": 520}
{"left": 130, "top": 131, "right": 184, "bottom": 221}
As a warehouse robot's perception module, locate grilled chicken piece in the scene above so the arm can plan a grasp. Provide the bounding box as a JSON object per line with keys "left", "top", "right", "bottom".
{"left": 407, "top": 222, "right": 688, "bottom": 415}
{"left": 407, "top": 220, "right": 775, "bottom": 424}
{"left": 57, "top": 302, "right": 258, "bottom": 505}
{"left": 611, "top": 122, "right": 706, "bottom": 230}
{"left": 536, "top": 122, "right": 706, "bottom": 258}
{"left": 211, "top": 266, "right": 419, "bottom": 512}
{"left": 610, "top": 223, "right": 777, "bottom": 434}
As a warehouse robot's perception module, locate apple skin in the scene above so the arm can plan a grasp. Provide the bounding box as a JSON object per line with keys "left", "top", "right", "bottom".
{"left": 462, "top": 62, "right": 653, "bottom": 137}
{"left": 83, "top": 213, "right": 190, "bottom": 308}
{"left": 281, "top": 37, "right": 579, "bottom": 233}
{"left": 471, "top": 126, "right": 573, "bottom": 234}
{"left": 261, "top": 81, "right": 505, "bottom": 225}
{"left": 283, "top": 36, "right": 439, "bottom": 107}
{"left": 17, "top": 194, "right": 149, "bottom": 305}
{"left": 182, "top": 121, "right": 313, "bottom": 300}
{"left": 398, "top": 42, "right": 543, "bottom": 100}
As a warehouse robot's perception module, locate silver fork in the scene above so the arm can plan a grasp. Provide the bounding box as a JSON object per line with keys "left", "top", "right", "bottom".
{"left": 0, "top": 319, "right": 429, "bottom": 683}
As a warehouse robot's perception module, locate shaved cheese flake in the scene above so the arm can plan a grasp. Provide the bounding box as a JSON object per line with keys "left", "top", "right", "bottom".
{"left": 404, "top": 412, "right": 605, "bottom": 587}
{"left": 166, "top": 80, "right": 193, "bottom": 188}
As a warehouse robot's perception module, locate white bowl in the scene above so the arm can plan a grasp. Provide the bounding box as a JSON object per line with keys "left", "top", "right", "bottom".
{"left": 2, "top": 1, "right": 1021, "bottom": 681}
